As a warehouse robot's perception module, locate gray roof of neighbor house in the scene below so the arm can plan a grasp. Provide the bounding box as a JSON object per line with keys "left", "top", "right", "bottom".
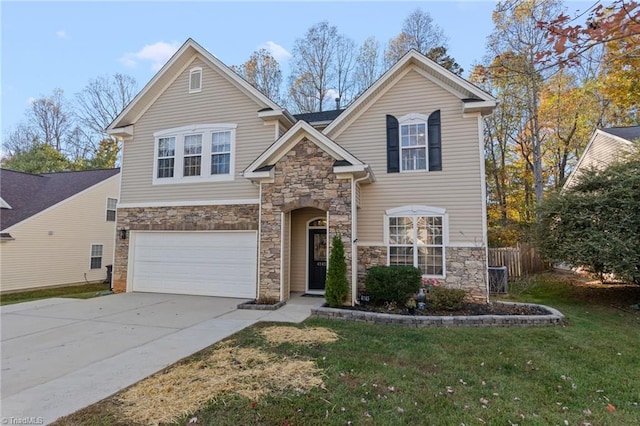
{"left": 294, "top": 109, "right": 344, "bottom": 124}
{"left": 601, "top": 126, "right": 640, "bottom": 141}
{"left": 0, "top": 168, "right": 120, "bottom": 230}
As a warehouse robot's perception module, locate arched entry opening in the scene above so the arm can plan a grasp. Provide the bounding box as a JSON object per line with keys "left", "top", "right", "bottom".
{"left": 289, "top": 207, "right": 327, "bottom": 295}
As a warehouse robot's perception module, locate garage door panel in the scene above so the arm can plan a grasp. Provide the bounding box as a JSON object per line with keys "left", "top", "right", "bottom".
{"left": 131, "top": 232, "right": 257, "bottom": 298}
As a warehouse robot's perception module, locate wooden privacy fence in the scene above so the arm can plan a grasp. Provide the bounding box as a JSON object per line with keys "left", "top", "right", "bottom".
{"left": 487, "top": 244, "right": 547, "bottom": 278}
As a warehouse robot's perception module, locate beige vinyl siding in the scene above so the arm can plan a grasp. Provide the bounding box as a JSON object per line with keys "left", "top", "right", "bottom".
{"left": 290, "top": 208, "right": 325, "bottom": 292}
{"left": 565, "top": 133, "right": 631, "bottom": 188}
{"left": 0, "top": 176, "right": 119, "bottom": 292}
{"left": 336, "top": 69, "right": 484, "bottom": 245}
{"left": 278, "top": 123, "right": 288, "bottom": 139}
{"left": 120, "top": 56, "right": 276, "bottom": 204}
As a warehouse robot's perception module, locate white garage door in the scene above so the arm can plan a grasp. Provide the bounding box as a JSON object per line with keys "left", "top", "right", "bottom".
{"left": 131, "top": 231, "right": 257, "bottom": 298}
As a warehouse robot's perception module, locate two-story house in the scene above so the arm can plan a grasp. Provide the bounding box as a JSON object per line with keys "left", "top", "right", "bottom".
{"left": 107, "top": 39, "right": 496, "bottom": 304}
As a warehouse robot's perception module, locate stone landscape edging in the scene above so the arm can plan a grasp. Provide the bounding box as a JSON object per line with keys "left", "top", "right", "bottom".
{"left": 311, "top": 301, "right": 565, "bottom": 327}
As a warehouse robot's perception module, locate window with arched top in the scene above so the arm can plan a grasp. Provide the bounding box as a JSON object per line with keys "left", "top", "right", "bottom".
{"left": 153, "top": 124, "right": 237, "bottom": 184}
{"left": 384, "top": 206, "right": 447, "bottom": 277}
{"left": 308, "top": 218, "right": 327, "bottom": 227}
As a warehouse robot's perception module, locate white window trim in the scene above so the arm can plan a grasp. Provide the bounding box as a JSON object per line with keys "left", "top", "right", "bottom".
{"left": 398, "top": 113, "right": 429, "bottom": 173}
{"left": 189, "top": 67, "right": 202, "bottom": 93}
{"left": 90, "top": 243, "right": 104, "bottom": 270}
{"left": 152, "top": 124, "right": 237, "bottom": 185}
{"left": 106, "top": 197, "right": 117, "bottom": 221}
{"left": 183, "top": 134, "right": 203, "bottom": 177}
{"left": 384, "top": 205, "right": 448, "bottom": 278}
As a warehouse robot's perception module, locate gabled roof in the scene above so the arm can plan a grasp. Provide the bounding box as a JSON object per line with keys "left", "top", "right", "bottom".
{"left": 324, "top": 49, "right": 496, "bottom": 138}
{"left": 243, "top": 120, "right": 372, "bottom": 181}
{"left": 601, "top": 126, "right": 640, "bottom": 142}
{"left": 563, "top": 127, "right": 635, "bottom": 189}
{"left": 107, "top": 38, "right": 293, "bottom": 134}
{"left": 0, "top": 168, "right": 120, "bottom": 230}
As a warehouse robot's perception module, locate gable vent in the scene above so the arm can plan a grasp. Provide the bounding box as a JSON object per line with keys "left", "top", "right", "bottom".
{"left": 189, "top": 67, "right": 202, "bottom": 93}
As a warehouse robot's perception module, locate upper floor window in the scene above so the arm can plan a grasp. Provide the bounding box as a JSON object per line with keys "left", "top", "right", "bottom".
{"left": 401, "top": 121, "right": 427, "bottom": 171}
{"left": 189, "top": 67, "right": 202, "bottom": 93}
{"left": 386, "top": 111, "right": 441, "bottom": 173}
{"left": 106, "top": 198, "right": 117, "bottom": 221}
{"left": 183, "top": 134, "right": 202, "bottom": 177}
{"left": 157, "top": 137, "right": 176, "bottom": 178}
{"left": 153, "top": 124, "right": 237, "bottom": 184}
{"left": 211, "top": 131, "right": 231, "bottom": 175}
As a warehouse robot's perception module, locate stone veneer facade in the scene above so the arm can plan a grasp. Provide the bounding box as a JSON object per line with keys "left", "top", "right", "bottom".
{"left": 444, "top": 247, "right": 488, "bottom": 301}
{"left": 357, "top": 245, "right": 488, "bottom": 302}
{"left": 259, "top": 138, "right": 352, "bottom": 301}
{"left": 113, "top": 204, "right": 258, "bottom": 293}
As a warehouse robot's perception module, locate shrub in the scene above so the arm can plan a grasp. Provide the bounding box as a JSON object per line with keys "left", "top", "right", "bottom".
{"left": 364, "top": 266, "right": 422, "bottom": 305}
{"left": 325, "top": 234, "right": 349, "bottom": 307}
{"left": 537, "top": 157, "right": 640, "bottom": 284}
{"left": 428, "top": 287, "right": 467, "bottom": 311}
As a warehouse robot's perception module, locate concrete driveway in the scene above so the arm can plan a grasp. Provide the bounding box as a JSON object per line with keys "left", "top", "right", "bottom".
{"left": 1, "top": 292, "right": 321, "bottom": 423}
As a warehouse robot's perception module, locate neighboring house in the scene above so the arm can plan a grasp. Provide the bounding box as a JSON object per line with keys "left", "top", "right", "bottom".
{"left": 107, "top": 38, "right": 496, "bottom": 304}
{"left": 563, "top": 126, "right": 639, "bottom": 189}
{"left": 0, "top": 168, "right": 120, "bottom": 292}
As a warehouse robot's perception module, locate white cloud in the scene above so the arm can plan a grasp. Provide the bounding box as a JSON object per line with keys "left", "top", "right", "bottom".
{"left": 26, "top": 97, "right": 35, "bottom": 105}
{"left": 119, "top": 41, "right": 180, "bottom": 71}
{"left": 56, "top": 30, "right": 68, "bottom": 39}
{"left": 325, "top": 89, "right": 340, "bottom": 103}
{"left": 260, "top": 41, "right": 291, "bottom": 62}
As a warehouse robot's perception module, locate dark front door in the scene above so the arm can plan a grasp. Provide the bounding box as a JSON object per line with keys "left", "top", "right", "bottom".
{"left": 308, "top": 229, "right": 327, "bottom": 291}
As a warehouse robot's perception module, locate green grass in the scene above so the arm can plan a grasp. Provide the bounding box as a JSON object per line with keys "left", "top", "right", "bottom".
{"left": 55, "top": 273, "right": 640, "bottom": 425}
{"left": 0, "top": 283, "right": 111, "bottom": 306}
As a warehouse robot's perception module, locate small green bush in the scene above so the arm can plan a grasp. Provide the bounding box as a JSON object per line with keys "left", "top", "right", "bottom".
{"left": 364, "top": 266, "right": 422, "bottom": 305}
{"left": 325, "top": 235, "right": 349, "bottom": 307}
{"left": 428, "top": 287, "right": 467, "bottom": 311}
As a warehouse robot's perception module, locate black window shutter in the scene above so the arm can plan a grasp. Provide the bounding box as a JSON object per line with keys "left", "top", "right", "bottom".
{"left": 428, "top": 110, "right": 442, "bottom": 171}
{"left": 386, "top": 114, "right": 399, "bottom": 173}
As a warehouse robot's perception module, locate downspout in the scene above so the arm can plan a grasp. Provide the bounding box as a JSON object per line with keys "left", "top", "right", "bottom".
{"left": 257, "top": 181, "right": 262, "bottom": 300}
{"left": 351, "top": 172, "right": 370, "bottom": 306}
{"left": 477, "top": 114, "right": 490, "bottom": 304}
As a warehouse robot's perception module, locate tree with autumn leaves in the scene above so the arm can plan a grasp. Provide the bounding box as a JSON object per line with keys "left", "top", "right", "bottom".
{"left": 474, "top": 0, "right": 639, "bottom": 247}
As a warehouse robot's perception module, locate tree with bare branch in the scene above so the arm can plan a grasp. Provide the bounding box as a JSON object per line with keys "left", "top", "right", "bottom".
{"left": 354, "top": 36, "right": 382, "bottom": 95}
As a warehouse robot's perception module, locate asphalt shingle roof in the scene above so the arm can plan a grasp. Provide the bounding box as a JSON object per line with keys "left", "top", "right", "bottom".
{"left": 601, "top": 126, "right": 640, "bottom": 142}
{"left": 293, "top": 109, "right": 344, "bottom": 124}
{"left": 0, "top": 168, "right": 120, "bottom": 230}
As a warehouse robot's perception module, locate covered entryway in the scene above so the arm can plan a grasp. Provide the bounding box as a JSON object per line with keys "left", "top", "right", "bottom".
{"left": 289, "top": 208, "right": 327, "bottom": 294}
{"left": 129, "top": 231, "right": 257, "bottom": 298}
{"left": 243, "top": 123, "right": 374, "bottom": 303}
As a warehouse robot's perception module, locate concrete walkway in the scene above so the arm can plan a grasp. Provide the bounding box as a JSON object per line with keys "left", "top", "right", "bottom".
{"left": 0, "top": 292, "right": 323, "bottom": 424}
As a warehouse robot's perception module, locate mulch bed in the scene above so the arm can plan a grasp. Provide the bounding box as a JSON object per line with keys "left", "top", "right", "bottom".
{"left": 341, "top": 302, "right": 549, "bottom": 317}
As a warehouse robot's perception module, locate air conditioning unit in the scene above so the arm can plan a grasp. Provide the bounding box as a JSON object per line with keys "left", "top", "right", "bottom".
{"left": 488, "top": 266, "right": 508, "bottom": 294}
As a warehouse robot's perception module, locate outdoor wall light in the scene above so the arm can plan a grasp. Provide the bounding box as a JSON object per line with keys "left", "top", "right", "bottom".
{"left": 119, "top": 229, "right": 128, "bottom": 240}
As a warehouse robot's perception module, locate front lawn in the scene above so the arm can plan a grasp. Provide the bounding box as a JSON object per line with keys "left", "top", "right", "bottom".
{"left": 0, "top": 283, "right": 111, "bottom": 306}
{"left": 55, "top": 273, "right": 640, "bottom": 425}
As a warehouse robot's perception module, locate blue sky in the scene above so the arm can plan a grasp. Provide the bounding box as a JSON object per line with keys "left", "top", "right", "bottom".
{"left": 1, "top": 1, "right": 593, "bottom": 137}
